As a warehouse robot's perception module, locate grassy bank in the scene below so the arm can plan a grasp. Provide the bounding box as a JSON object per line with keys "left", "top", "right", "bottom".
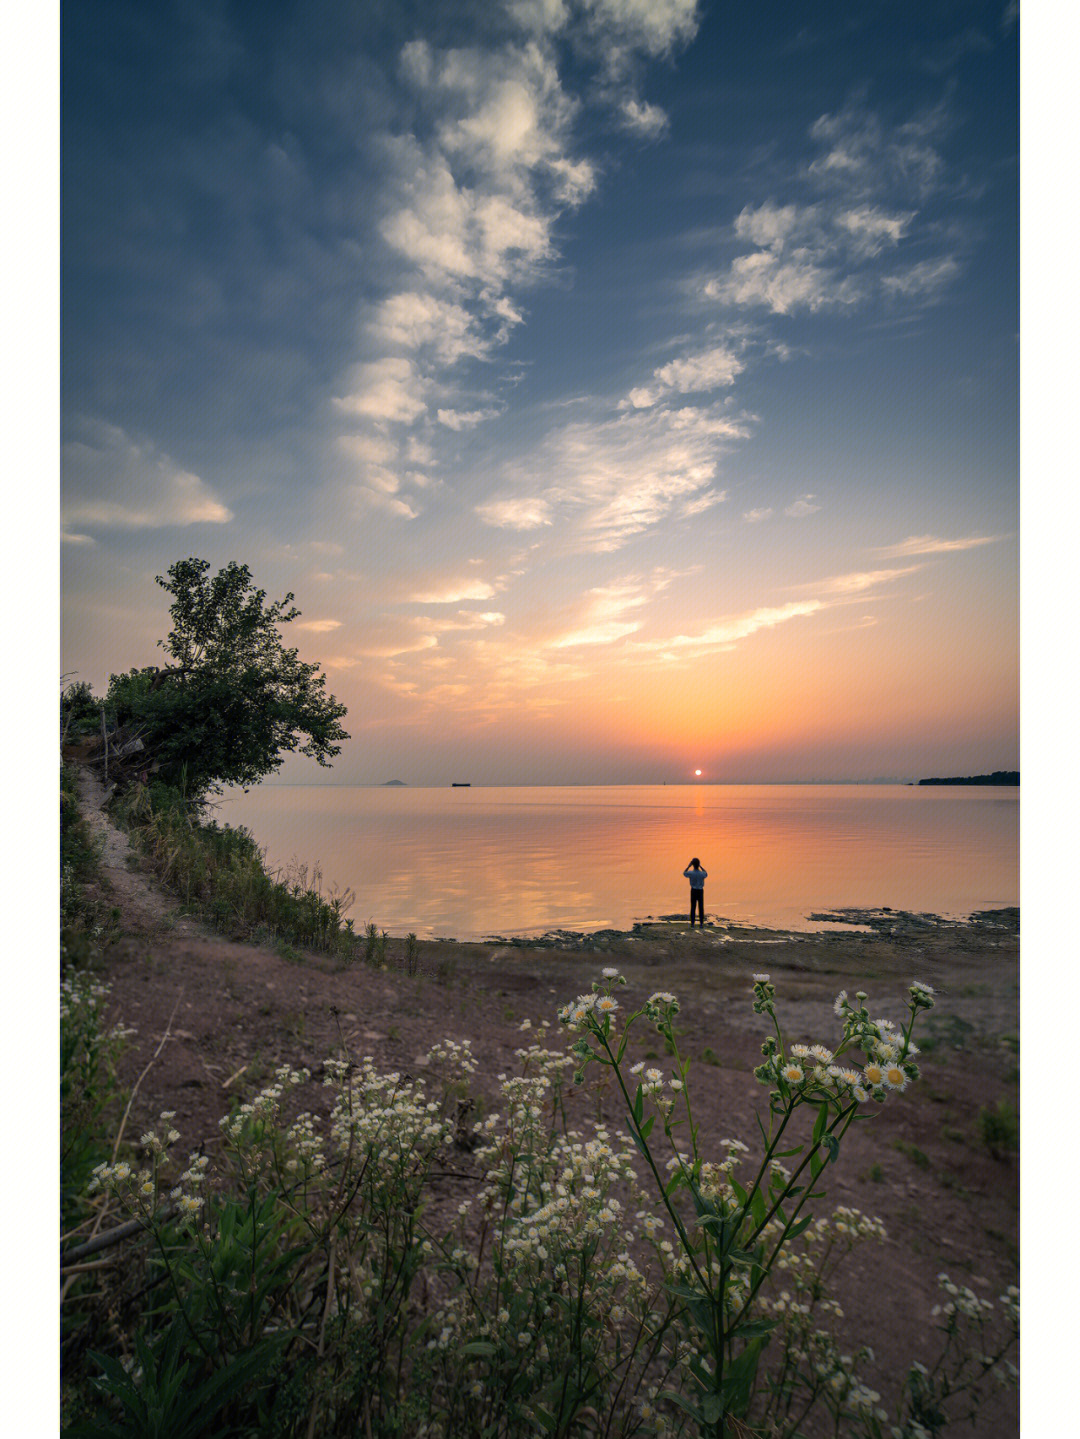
{"left": 110, "top": 778, "right": 369, "bottom": 959}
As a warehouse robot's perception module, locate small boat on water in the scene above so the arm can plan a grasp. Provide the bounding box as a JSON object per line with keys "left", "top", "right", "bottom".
{"left": 452, "top": 782, "right": 471, "bottom": 787}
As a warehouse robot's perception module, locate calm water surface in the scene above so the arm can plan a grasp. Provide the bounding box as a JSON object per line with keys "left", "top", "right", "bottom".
{"left": 218, "top": 784, "right": 1018, "bottom": 941}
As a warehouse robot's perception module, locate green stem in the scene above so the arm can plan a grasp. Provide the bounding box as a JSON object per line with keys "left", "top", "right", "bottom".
{"left": 596, "top": 1024, "right": 708, "bottom": 1297}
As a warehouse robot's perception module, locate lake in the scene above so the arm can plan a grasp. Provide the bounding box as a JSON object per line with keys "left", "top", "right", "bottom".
{"left": 216, "top": 784, "right": 1018, "bottom": 941}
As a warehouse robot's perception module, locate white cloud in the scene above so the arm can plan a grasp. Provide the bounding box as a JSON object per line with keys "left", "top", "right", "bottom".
{"left": 506, "top": 0, "right": 571, "bottom": 38}
{"left": 582, "top": 0, "right": 701, "bottom": 63}
{"left": 882, "top": 256, "right": 961, "bottom": 299}
{"left": 62, "top": 418, "right": 233, "bottom": 531}
{"left": 369, "top": 291, "right": 490, "bottom": 364}
{"left": 734, "top": 201, "right": 817, "bottom": 251}
{"left": 743, "top": 507, "right": 773, "bottom": 522}
{"left": 337, "top": 432, "right": 398, "bottom": 466}
{"left": 814, "top": 566, "right": 922, "bottom": 594}
{"left": 709, "top": 106, "right": 958, "bottom": 324}
{"left": 359, "top": 634, "right": 440, "bottom": 658}
{"left": 296, "top": 619, "right": 342, "bottom": 632}
{"left": 62, "top": 531, "right": 96, "bottom": 545}
{"left": 551, "top": 620, "right": 642, "bottom": 647}
{"left": 619, "top": 97, "right": 668, "bottom": 137}
{"left": 872, "top": 533, "right": 1003, "bottom": 557}
{"left": 835, "top": 204, "right": 915, "bottom": 255}
{"left": 333, "top": 358, "right": 428, "bottom": 423}
{"left": 476, "top": 495, "right": 555, "bottom": 528}
{"left": 808, "top": 101, "right": 947, "bottom": 202}
{"left": 784, "top": 494, "right": 820, "bottom": 518}
{"left": 624, "top": 344, "right": 744, "bottom": 408}
{"left": 639, "top": 600, "right": 824, "bottom": 655}
{"left": 681, "top": 491, "right": 724, "bottom": 516}
{"left": 708, "top": 250, "right": 862, "bottom": 314}
{"left": 480, "top": 401, "right": 745, "bottom": 549}
{"left": 353, "top": 489, "right": 420, "bottom": 519}
{"left": 409, "top": 580, "right": 498, "bottom": 603}
{"left": 437, "top": 407, "right": 502, "bottom": 430}
{"left": 546, "top": 573, "right": 672, "bottom": 648}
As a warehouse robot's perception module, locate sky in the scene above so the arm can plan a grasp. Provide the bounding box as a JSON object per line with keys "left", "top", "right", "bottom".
{"left": 60, "top": 0, "right": 1019, "bottom": 785}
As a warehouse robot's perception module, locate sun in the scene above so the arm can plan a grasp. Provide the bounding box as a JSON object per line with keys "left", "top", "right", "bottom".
{"left": 694, "top": 769, "right": 702, "bottom": 777}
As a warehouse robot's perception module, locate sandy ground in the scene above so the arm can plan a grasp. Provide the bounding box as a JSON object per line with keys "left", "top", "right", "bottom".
{"left": 69, "top": 764, "right": 1019, "bottom": 1433}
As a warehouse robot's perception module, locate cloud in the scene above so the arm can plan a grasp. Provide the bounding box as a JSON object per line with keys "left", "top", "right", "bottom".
{"left": 352, "top": 487, "right": 420, "bottom": 519}
{"left": 437, "top": 407, "right": 502, "bottom": 430}
{"left": 333, "top": 358, "right": 428, "bottom": 423}
{"left": 623, "top": 344, "right": 744, "bottom": 408}
{"left": 807, "top": 100, "right": 948, "bottom": 202}
{"left": 834, "top": 204, "right": 915, "bottom": 256}
{"left": 62, "top": 419, "right": 233, "bottom": 531}
{"left": 409, "top": 580, "right": 497, "bottom": 603}
{"left": 506, "top": 0, "right": 571, "bottom": 38}
{"left": 734, "top": 201, "right": 817, "bottom": 251}
{"left": 413, "top": 610, "right": 506, "bottom": 632}
{"left": 547, "top": 572, "right": 673, "bottom": 648}
{"left": 784, "top": 494, "right": 820, "bottom": 518}
{"left": 707, "top": 250, "right": 862, "bottom": 314}
{"left": 743, "top": 507, "right": 773, "bottom": 522}
{"left": 581, "top": 0, "right": 701, "bottom": 68}
{"left": 551, "top": 620, "right": 642, "bottom": 647}
{"left": 882, "top": 256, "right": 961, "bottom": 300}
{"left": 477, "top": 400, "right": 746, "bottom": 549}
{"left": 814, "top": 566, "right": 922, "bottom": 594}
{"left": 707, "top": 105, "right": 958, "bottom": 319}
{"left": 639, "top": 600, "right": 824, "bottom": 656}
{"left": 296, "top": 619, "right": 342, "bottom": 632}
{"left": 475, "top": 495, "right": 555, "bottom": 528}
{"left": 872, "top": 533, "right": 1004, "bottom": 558}
{"left": 619, "top": 97, "right": 668, "bottom": 137}
{"left": 544, "top": 404, "right": 744, "bottom": 549}
{"left": 62, "top": 532, "right": 96, "bottom": 546}
{"left": 368, "top": 291, "right": 491, "bottom": 365}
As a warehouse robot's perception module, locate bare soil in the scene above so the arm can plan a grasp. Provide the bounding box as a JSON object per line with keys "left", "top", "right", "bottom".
{"left": 70, "top": 765, "right": 1019, "bottom": 1433}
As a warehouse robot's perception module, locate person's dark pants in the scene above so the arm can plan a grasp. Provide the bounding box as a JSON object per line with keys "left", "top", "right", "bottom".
{"left": 690, "top": 889, "right": 704, "bottom": 926}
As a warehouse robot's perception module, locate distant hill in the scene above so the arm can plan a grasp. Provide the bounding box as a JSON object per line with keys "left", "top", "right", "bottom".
{"left": 918, "top": 771, "right": 1019, "bottom": 786}
{"left": 382, "top": 779, "right": 406, "bottom": 786}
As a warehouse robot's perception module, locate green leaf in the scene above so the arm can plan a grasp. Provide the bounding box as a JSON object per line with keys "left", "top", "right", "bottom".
{"left": 750, "top": 1188, "right": 767, "bottom": 1227}
{"left": 730, "top": 1317, "right": 778, "bottom": 1340}
{"left": 658, "top": 1389, "right": 704, "bottom": 1421}
{"left": 721, "top": 1334, "right": 770, "bottom": 1418}
{"left": 821, "top": 1132, "right": 840, "bottom": 1163}
{"left": 460, "top": 1340, "right": 497, "bottom": 1357}
{"left": 640, "top": 1114, "right": 655, "bottom": 1141}
{"left": 786, "top": 1215, "right": 813, "bottom": 1240}
{"left": 702, "top": 1393, "right": 723, "bottom": 1424}
{"left": 812, "top": 1101, "right": 829, "bottom": 1145}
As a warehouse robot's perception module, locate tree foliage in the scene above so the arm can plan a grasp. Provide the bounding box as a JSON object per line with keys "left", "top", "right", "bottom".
{"left": 107, "top": 559, "right": 348, "bottom": 798}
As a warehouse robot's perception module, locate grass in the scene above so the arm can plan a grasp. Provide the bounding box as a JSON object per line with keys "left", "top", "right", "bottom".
{"left": 978, "top": 1099, "right": 1019, "bottom": 1159}
{"left": 112, "top": 779, "right": 365, "bottom": 960}
{"left": 893, "top": 1138, "right": 932, "bottom": 1170}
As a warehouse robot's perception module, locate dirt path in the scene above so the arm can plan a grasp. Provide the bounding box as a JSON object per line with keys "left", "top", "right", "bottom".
{"left": 72, "top": 765, "right": 207, "bottom": 941}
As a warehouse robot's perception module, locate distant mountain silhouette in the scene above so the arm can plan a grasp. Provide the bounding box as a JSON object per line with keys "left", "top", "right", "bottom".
{"left": 918, "top": 771, "right": 1018, "bottom": 786}
{"left": 382, "top": 779, "right": 406, "bottom": 786}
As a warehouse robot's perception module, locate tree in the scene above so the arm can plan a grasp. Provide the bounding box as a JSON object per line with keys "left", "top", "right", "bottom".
{"left": 107, "top": 559, "right": 349, "bottom": 798}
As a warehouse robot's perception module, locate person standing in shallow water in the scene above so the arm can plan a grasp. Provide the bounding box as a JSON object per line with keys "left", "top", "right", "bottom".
{"left": 684, "top": 858, "right": 707, "bottom": 926}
